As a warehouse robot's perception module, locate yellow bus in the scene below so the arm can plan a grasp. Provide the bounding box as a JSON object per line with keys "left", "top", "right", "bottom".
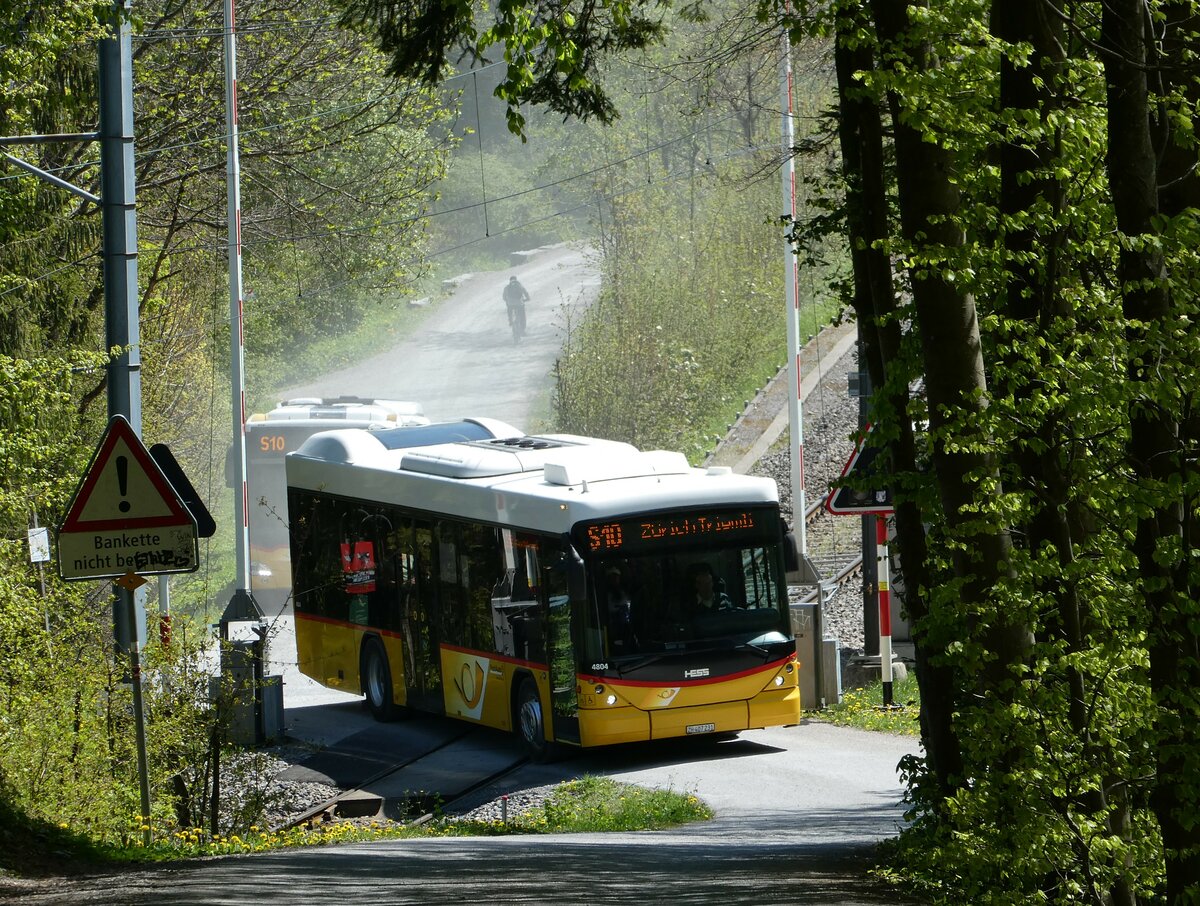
{"left": 286, "top": 423, "right": 802, "bottom": 759}
{"left": 237, "top": 397, "right": 428, "bottom": 612}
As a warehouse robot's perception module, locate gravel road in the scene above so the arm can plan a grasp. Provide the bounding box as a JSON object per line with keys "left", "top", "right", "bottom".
{"left": 280, "top": 242, "right": 600, "bottom": 429}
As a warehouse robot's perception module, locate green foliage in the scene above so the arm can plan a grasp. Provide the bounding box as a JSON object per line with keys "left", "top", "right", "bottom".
{"left": 0, "top": 354, "right": 102, "bottom": 534}
{"left": 0, "top": 2, "right": 108, "bottom": 357}
{"left": 335, "top": 0, "right": 670, "bottom": 134}
{"left": 791, "top": 0, "right": 1200, "bottom": 901}
{"left": 0, "top": 0, "right": 454, "bottom": 868}
{"left": 125, "top": 0, "right": 452, "bottom": 366}
{"left": 426, "top": 135, "right": 585, "bottom": 266}
{"left": 547, "top": 14, "right": 839, "bottom": 458}
{"left": 554, "top": 173, "right": 789, "bottom": 459}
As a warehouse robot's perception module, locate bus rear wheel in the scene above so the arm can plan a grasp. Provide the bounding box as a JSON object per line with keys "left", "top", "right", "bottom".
{"left": 362, "top": 637, "right": 398, "bottom": 721}
{"left": 515, "top": 678, "right": 555, "bottom": 762}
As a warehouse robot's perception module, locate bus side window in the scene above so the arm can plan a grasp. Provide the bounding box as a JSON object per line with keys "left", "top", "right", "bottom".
{"left": 741, "top": 547, "right": 777, "bottom": 609}
{"left": 290, "top": 490, "right": 344, "bottom": 621}
{"left": 461, "top": 523, "right": 500, "bottom": 653}
{"left": 437, "top": 521, "right": 468, "bottom": 647}
{"left": 517, "top": 533, "right": 544, "bottom": 661}
{"left": 486, "top": 530, "right": 546, "bottom": 662}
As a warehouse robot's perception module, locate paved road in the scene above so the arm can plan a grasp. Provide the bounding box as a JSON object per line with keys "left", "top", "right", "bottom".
{"left": 281, "top": 242, "right": 601, "bottom": 429}
{"left": 6, "top": 722, "right": 922, "bottom": 905}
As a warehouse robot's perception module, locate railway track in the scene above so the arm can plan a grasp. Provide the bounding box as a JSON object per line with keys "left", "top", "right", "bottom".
{"left": 796, "top": 500, "right": 863, "bottom": 605}
{"left": 277, "top": 726, "right": 529, "bottom": 831}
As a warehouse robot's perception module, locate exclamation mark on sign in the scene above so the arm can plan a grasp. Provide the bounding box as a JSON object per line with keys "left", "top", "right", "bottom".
{"left": 116, "top": 455, "right": 131, "bottom": 513}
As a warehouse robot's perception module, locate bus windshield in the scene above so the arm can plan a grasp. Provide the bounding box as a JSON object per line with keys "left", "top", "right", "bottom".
{"left": 574, "top": 508, "right": 793, "bottom": 669}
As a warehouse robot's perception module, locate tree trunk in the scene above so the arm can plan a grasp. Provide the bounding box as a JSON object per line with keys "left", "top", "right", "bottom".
{"left": 869, "top": 0, "right": 1031, "bottom": 682}
{"left": 1102, "top": 0, "right": 1200, "bottom": 898}
{"left": 832, "top": 4, "right": 962, "bottom": 800}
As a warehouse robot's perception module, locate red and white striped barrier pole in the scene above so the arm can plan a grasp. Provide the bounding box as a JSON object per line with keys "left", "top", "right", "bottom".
{"left": 876, "top": 515, "right": 893, "bottom": 707}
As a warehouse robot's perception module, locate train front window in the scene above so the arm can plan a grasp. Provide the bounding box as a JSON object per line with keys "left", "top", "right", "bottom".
{"left": 580, "top": 540, "right": 792, "bottom": 666}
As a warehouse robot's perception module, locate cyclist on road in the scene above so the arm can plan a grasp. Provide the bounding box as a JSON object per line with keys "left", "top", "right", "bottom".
{"left": 503, "top": 275, "right": 530, "bottom": 341}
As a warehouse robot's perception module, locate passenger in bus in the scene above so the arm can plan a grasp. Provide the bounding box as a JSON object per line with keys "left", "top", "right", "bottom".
{"left": 689, "top": 562, "right": 732, "bottom": 612}
{"left": 604, "top": 566, "right": 636, "bottom": 650}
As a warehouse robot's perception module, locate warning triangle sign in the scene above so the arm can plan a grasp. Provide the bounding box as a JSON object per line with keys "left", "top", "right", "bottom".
{"left": 61, "top": 415, "right": 194, "bottom": 532}
{"left": 825, "top": 423, "right": 894, "bottom": 515}
{"left": 57, "top": 416, "right": 199, "bottom": 581}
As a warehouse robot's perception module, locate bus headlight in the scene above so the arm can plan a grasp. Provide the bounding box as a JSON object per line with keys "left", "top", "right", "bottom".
{"left": 774, "top": 675, "right": 785, "bottom": 687}
{"left": 606, "top": 694, "right": 618, "bottom": 706}
{"left": 594, "top": 684, "right": 605, "bottom": 695}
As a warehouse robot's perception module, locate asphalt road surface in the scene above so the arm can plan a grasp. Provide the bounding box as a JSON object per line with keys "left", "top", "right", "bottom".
{"left": 281, "top": 241, "right": 601, "bottom": 430}
{"left": 8, "top": 721, "right": 923, "bottom": 905}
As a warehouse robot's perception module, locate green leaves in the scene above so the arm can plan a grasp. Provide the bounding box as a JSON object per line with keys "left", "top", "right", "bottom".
{"left": 336, "top": 0, "right": 670, "bottom": 135}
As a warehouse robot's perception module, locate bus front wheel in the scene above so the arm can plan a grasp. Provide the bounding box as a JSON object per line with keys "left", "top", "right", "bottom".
{"left": 515, "top": 678, "right": 554, "bottom": 762}
{"left": 362, "top": 637, "right": 398, "bottom": 721}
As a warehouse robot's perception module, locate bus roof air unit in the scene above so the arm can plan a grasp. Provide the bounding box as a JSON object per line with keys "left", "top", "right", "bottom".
{"left": 543, "top": 450, "right": 692, "bottom": 487}
{"left": 292, "top": 418, "right": 523, "bottom": 466}
{"left": 399, "top": 435, "right": 640, "bottom": 479}
{"left": 372, "top": 417, "right": 521, "bottom": 450}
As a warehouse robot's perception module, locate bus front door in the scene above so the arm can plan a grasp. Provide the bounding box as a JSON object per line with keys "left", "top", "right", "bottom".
{"left": 401, "top": 521, "right": 443, "bottom": 712}
{"left": 546, "top": 543, "right": 581, "bottom": 744}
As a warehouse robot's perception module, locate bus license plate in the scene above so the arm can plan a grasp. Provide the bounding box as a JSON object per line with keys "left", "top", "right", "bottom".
{"left": 686, "top": 723, "right": 716, "bottom": 735}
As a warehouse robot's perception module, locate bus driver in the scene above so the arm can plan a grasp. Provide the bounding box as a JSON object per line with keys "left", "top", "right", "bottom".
{"left": 690, "top": 562, "right": 732, "bottom": 612}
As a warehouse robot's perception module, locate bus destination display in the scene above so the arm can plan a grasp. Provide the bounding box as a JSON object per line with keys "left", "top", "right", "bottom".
{"left": 584, "top": 511, "right": 760, "bottom": 553}
{"left": 246, "top": 425, "right": 311, "bottom": 463}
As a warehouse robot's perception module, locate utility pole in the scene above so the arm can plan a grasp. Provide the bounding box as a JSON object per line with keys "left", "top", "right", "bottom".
{"left": 98, "top": 0, "right": 152, "bottom": 847}
{"left": 219, "top": 0, "right": 267, "bottom": 758}
{"left": 858, "top": 339, "right": 879, "bottom": 658}
{"left": 780, "top": 27, "right": 807, "bottom": 549}
{"left": 781, "top": 24, "right": 827, "bottom": 707}
{"left": 221, "top": 0, "right": 262, "bottom": 629}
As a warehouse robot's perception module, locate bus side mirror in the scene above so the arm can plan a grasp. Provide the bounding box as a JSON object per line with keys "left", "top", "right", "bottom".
{"left": 566, "top": 544, "right": 587, "bottom": 601}
{"left": 781, "top": 519, "right": 800, "bottom": 572}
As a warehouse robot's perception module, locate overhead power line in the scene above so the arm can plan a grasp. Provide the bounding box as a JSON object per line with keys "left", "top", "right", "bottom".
{"left": 0, "top": 60, "right": 506, "bottom": 188}
{"left": 4, "top": 109, "right": 780, "bottom": 308}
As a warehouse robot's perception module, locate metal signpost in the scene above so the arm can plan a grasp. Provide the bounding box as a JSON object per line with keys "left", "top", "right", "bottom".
{"left": 825, "top": 425, "right": 899, "bottom": 706}
{"left": 57, "top": 415, "right": 200, "bottom": 843}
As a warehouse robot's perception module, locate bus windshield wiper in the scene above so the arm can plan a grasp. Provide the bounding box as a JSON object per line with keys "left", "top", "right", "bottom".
{"left": 615, "top": 654, "right": 665, "bottom": 675}
{"left": 737, "top": 641, "right": 774, "bottom": 660}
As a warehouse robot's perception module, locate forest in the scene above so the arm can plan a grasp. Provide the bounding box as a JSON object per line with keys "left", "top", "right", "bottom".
{"left": 0, "top": 0, "right": 803, "bottom": 877}
{"left": 7, "top": 0, "right": 1200, "bottom": 903}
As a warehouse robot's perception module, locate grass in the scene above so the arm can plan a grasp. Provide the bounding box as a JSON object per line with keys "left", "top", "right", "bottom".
{"left": 820, "top": 674, "right": 921, "bottom": 736}
{"left": 424, "top": 776, "right": 713, "bottom": 837}
{"left": 14, "top": 776, "right": 712, "bottom": 870}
